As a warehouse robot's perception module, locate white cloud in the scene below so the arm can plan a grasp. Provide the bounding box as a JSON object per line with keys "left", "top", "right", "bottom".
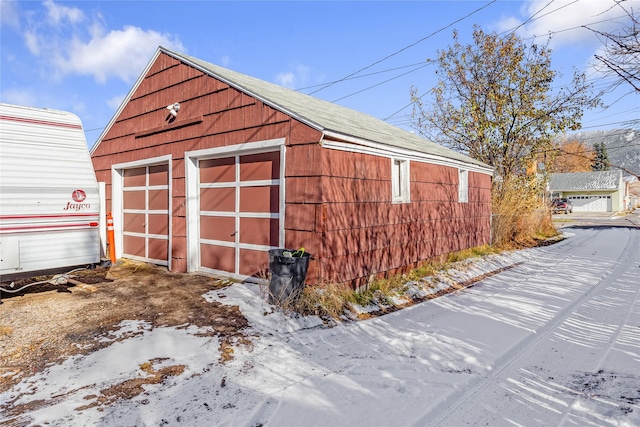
{"left": 276, "top": 72, "right": 296, "bottom": 89}
{"left": 13, "top": 1, "right": 184, "bottom": 84}
{"left": 43, "top": 0, "right": 84, "bottom": 25}
{"left": 58, "top": 25, "right": 184, "bottom": 83}
{"left": 107, "top": 94, "right": 126, "bottom": 110}
{"left": 24, "top": 30, "right": 40, "bottom": 55}
{"left": 0, "top": 0, "right": 20, "bottom": 29}
{"left": 276, "top": 63, "right": 310, "bottom": 89}
{"left": 495, "top": 0, "right": 640, "bottom": 47}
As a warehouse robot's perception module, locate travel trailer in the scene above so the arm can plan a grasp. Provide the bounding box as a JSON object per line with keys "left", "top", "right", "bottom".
{"left": 0, "top": 103, "right": 101, "bottom": 280}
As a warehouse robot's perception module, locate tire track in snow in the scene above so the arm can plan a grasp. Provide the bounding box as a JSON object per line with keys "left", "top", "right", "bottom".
{"left": 421, "top": 228, "right": 639, "bottom": 426}
{"left": 556, "top": 228, "right": 640, "bottom": 426}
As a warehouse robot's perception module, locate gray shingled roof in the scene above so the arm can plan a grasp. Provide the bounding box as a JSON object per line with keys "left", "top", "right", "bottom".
{"left": 163, "top": 47, "right": 491, "bottom": 171}
{"left": 549, "top": 170, "right": 622, "bottom": 191}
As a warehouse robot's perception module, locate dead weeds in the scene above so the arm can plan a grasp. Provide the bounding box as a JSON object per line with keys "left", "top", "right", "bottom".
{"left": 0, "top": 260, "right": 250, "bottom": 397}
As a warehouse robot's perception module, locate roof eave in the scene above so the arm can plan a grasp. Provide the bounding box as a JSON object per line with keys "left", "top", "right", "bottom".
{"left": 323, "top": 130, "right": 494, "bottom": 175}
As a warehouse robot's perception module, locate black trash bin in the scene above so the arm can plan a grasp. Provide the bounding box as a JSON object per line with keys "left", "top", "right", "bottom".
{"left": 268, "top": 248, "right": 311, "bottom": 304}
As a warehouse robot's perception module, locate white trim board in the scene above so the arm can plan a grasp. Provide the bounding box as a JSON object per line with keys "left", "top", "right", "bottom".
{"left": 322, "top": 134, "right": 494, "bottom": 176}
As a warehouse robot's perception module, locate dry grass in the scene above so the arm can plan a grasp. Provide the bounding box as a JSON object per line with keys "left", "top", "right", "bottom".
{"left": 287, "top": 244, "right": 508, "bottom": 322}
{"left": 491, "top": 177, "right": 558, "bottom": 248}
{"left": 294, "top": 282, "right": 356, "bottom": 320}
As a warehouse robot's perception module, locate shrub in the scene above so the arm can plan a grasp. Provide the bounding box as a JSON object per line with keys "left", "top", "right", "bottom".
{"left": 491, "top": 176, "right": 557, "bottom": 247}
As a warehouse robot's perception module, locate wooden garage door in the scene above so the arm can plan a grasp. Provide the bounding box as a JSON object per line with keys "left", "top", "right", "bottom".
{"left": 198, "top": 151, "right": 280, "bottom": 278}
{"left": 122, "top": 164, "right": 170, "bottom": 265}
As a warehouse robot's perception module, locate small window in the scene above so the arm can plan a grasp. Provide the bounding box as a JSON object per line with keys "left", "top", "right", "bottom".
{"left": 392, "top": 158, "right": 410, "bottom": 203}
{"left": 458, "top": 169, "right": 469, "bottom": 203}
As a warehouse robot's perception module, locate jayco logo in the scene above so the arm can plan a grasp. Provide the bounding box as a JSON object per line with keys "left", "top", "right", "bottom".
{"left": 72, "top": 189, "right": 86, "bottom": 202}
{"left": 64, "top": 189, "right": 91, "bottom": 211}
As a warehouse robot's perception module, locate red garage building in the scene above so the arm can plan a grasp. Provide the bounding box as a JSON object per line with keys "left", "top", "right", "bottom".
{"left": 90, "top": 47, "right": 493, "bottom": 287}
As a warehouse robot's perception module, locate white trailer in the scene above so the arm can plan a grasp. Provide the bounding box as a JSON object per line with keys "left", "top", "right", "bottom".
{"left": 0, "top": 103, "right": 101, "bottom": 280}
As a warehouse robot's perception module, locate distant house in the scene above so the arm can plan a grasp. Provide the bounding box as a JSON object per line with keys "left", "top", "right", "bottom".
{"left": 90, "top": 46, "right": 493, "bottom": 287}
{"left": 549, "top": 170, "right": 626, "bottom": 212}
{"left": 624, "top": 176, "right": 640, "bottom": 209}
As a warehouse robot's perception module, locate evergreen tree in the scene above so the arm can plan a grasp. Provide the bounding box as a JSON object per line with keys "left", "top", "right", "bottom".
{"left": 592, "top": 142, "right": 610, "bottom": 171}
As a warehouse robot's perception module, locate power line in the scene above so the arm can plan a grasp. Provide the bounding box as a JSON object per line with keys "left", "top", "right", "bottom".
{"left": 331, "top": 64, "right": 431, "bottom": 102}
{"left": 521, "top": 12, "right": 631, "bottom": 42}
{"left": 294, "top": 62, "right": 426, "bottom": 91}
{"left": 307, "top": 0, "right": 498, "bottom": 95}
{"left": 338, "top": 2, "right": 631, "bottom": 126}
{"left": 502, "top": 0, "right": 563, "bottom": 36}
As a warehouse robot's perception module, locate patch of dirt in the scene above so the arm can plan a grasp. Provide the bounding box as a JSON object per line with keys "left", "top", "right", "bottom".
{"left": 76, "top": 358, "right": 186, "bottom": 411}
{"left": 0, "top": 260, "right": 250, "bottom": 397}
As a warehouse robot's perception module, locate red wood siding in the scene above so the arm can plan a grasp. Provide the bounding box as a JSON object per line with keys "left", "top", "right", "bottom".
{"left": 315, "top": 149, "right": 491, "bottom": 285}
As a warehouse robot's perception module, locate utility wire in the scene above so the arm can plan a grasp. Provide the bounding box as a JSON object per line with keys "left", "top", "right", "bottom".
{"left": 331, "top": 64, "right": 431, "bottom": 102}
{"left": 345, "top": 3, "right": 627, "bottom": 124}
{"left": 307, "top": 0, "right": 498, "bottom": 95}
{"left": 294, "top": 62, "right": 426, "bottom": 91}
{"left": 385, "top": 4, "right": 636, "bottom": 126}
{"left": 502, "top": 0, "right": 563, "bottom": 35}
{"left": 521, "top": 13, "right": 630, "bottom": 42}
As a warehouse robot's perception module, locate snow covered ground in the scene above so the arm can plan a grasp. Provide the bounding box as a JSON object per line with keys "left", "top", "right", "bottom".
{"left": 2, "top": 226, "right": 639, "bottom": 426}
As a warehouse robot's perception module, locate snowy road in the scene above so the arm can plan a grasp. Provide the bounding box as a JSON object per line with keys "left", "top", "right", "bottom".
{"left": 230, "top": 225, "right": 640, "bottom": 427}
{"left": 4, "top": 225, "right": 640, "bottom": 426}
{"left": 423, "top": 225, "right": 640, "bottom": 426}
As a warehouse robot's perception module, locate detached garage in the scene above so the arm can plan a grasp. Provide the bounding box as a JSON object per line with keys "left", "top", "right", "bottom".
{"left": 549, "top": 170, "right": 625, "bottom": 212}
{"left": 91, "top": 47, "right": 493, "bottom": 287}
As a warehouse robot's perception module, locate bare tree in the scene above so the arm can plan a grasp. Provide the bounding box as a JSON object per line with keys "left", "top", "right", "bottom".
{"left": 587, "top": 1, "right": 640, "bottom": 93}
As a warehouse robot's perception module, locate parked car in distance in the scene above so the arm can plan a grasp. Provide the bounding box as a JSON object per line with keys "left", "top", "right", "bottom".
{"left": 552, "top": 198, "right": 573, "bottom": 214}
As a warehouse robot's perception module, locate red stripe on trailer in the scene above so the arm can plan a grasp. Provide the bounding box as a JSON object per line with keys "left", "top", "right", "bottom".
{"left": 0, "top": 223, "right": 95, "bottom": 232}
{"left": 0, "top": 213, "right": 97, "bottom": 220}
{"left": 0, "top": 115, "right": 82, "bottom": 130}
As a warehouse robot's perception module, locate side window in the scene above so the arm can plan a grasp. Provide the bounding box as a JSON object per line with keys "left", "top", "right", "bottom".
{"left": 392, "top": 158, "right": 410, "bottom": 203}
{"left": 458, "top": 169, "right": 469, "bottom": 203}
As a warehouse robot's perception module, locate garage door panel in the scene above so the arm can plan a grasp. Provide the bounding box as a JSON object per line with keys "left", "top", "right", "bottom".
{"left": 123, "top": 235, "right": 145, "bottom": 257}
{"left": 200, "top": 216, "right": 235, "bottom": 241}
{"left": 200, "top": 187, "right": 235, "bottom": 211}
{"left": 123, "top": 167, "right": 146, "bottom": 187}
{"left": 201, "top": 244, "right": 235, "bottom": 272}
{"left": 197, "top": 150, "right": 281, "bottom": 278}
{"left": 149, "top": 189, "right": 169, "bottom": 210}
{"left": 200, "top": 157, "right": 235, "bottom": 183}
{"left": 124, "top": 213, "right": 145, "bottom": 234}
{"left": 148, "top": 238, "right": 168, "bottom": 260}
{"left": 239, "top": 248, "right": 269, "bottom": 277}
{"left": 122, "top": 163, "right": 170, "bottom": 266}
{"left": 124, "top": 191, "right": 146, "bottom": 210}
{"left": 149, "top": 164, "right": 169, "bottom": 185}
{"left": 240, "top": 152, "right": 280, "bottom": 181}
{"left": 240, "top": 186, "right": 279, "bottom": 213}
{"left": 148, "top": 214, "right": 169, "bottom": 235}
{"left": 240, "top": 217, "right": 279, "bottom": 246}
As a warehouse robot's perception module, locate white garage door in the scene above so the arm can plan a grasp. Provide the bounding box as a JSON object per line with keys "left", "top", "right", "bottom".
{"left": 568, "top": 195, "right": 612, "bottom": 212}
{"left": 121, "top": 164, "right": 170, "bottom": 265}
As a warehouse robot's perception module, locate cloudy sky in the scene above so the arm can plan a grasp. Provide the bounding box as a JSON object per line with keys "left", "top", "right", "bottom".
{"left": 1, "top": 0, "right": 638, "bottom": 148}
